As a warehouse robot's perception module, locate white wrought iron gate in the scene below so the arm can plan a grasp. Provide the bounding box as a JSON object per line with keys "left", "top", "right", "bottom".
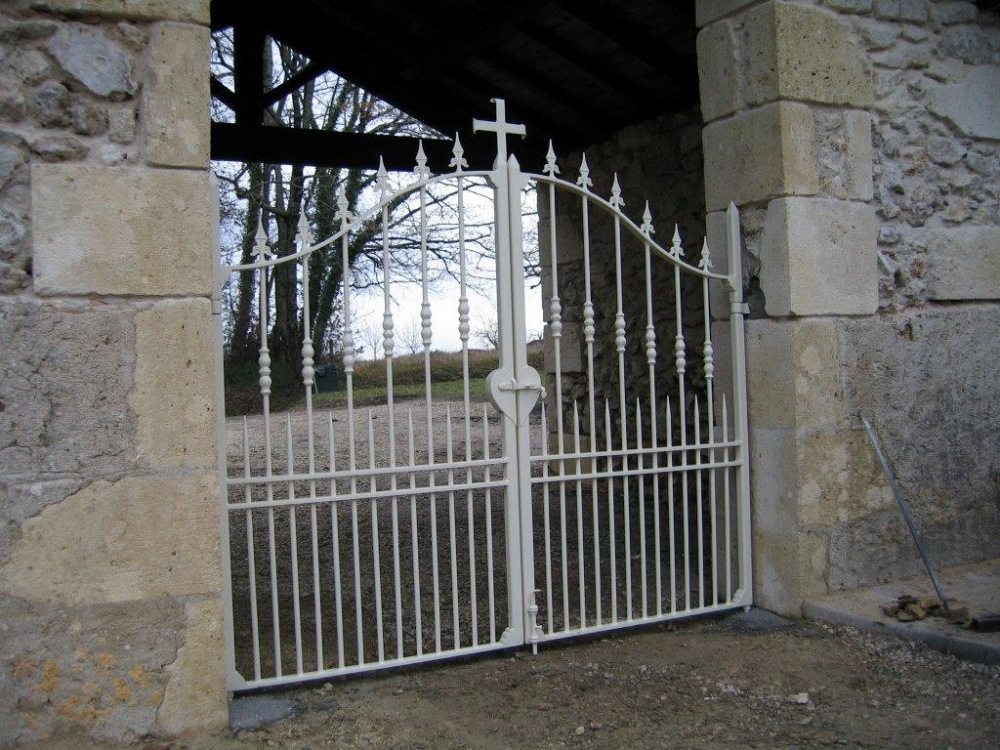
{"left": 214, "top": 100, "right": 752, "bottom": 691}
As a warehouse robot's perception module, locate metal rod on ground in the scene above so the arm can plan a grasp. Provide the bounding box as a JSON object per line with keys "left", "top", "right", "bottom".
{"left": 861, "top": 416, "right": 950, "bottom": 612}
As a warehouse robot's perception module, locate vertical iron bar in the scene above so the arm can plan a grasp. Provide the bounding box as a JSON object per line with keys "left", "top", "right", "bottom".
{"left": 483, "top": 405, "right": 497, "bottom": 642}
{"left": 641, "top": 205, "right": 662, "bottom": 617}
{"left": 407, "top": 410, "right": 422, "bottom": 655}
{"left": 693, "top": 398, "right": 704, "bottom": 609}
{"left": 297, "top": 207, "right": 323, "bottom": 670}
{"left": 329, "top": 415, "right": 345, "bottom": 668}
{"left": 446, "top": 407, "right": 460, "bottom": 649}
{"left": 671, "top": 229, "right": 690, "bottom": 612}
{"left": 337, "top": 189, "right": 363, "bottom": 665}
{"left": 286, "top": 416, "right": 303, "bottom": 674}
{"left": 367, "top": 412, "right": 384, "bottom": 662}
{"left": 636, "top": 400, "right": 647, "bottom": 617}
{"left": 541, "top": 402, "right": 553, "bottom": 635}
{"left": 573, "top": 402, "right": 585, "bottom": 629}
{"left": 242, "top": 418, "right": 261, "bottom": 680}
{"left": 666, "top": 398, "right": 676, "bottom": 613}
{"left": 605, "top": 399, "right": 617, "bottom": 623}
{"left": 701, "top": 269, "right": 718, "bottom": 607}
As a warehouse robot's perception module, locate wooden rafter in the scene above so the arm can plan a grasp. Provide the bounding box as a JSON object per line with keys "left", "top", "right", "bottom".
{"left": 210, "top": 122, "right": 547, "bottom": 171}
{"left": 209, "top": 0, "right": 701, "bottom": 166}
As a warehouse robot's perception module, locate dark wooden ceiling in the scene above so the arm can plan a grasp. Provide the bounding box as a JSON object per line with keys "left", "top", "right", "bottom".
{"left": 210, "top": 0, "right": 699, "bottom": 170}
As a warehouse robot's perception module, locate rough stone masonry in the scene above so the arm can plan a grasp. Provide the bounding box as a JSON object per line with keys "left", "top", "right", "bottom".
{"left": 696, "top": 0, "right": 999, "bottom": 613}
{"left": 0, "top": 0, "right": 224, "bottom": 744}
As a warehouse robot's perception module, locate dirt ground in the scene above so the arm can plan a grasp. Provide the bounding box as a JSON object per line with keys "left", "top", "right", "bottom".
{"left": 27, "top": 610, "right": 1000, "bottom": 750}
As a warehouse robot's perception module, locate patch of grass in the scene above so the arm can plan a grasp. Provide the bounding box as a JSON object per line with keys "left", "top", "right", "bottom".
{"left": 225, "top": 348, "right": 543, "bottom": 415}
{"left": 351, "top": 349, "right": 501, "bottom": 389}
{"left": 313, "top": 376, "right": 487, "bottom": 408}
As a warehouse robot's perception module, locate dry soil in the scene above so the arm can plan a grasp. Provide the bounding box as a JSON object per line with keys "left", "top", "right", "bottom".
{"left": 26, "top": 610, "right": 1000, "bottom": 750}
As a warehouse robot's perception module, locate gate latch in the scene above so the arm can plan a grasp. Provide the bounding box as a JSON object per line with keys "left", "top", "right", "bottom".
{"left": 486, "top": 366, "right": 545, "bottom": 422}
{"left": 496, "top": 378, "right": 546, "bottom": 396}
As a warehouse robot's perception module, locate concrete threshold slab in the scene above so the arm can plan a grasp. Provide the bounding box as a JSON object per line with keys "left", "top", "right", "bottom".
{"left": 803, "top": 557, "right": 1000, "bottom": 667}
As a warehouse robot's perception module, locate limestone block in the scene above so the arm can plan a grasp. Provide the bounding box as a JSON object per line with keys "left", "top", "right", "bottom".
{"left": 750, "top": 428, "right": 837, "bottom": 613}
{"left": 47, "top": 23, "right": 135, "bottom": 100}
{"left": 745, "top": 318, "right": 796, "bottom": 430}
{"left": 749, "top": 425, "right": 801, "bottom": 613}
{"left": 131, "top": 298, "right": 216, "bottom": 469}
{"left": 145, "top": 23, "right": 209, "bottom": 168}
{"left": 703, "top": 101, "right": 819, "bottom": 213}
{"left": 797, "top": 429, "right": 892, "bottom": 527}
{"left": 745, "top": 2, "right": 874, "bottom": 108}
{"left": 924, "top": 226, "right": 1000, "bottom": 301}
{"left": 799, "top": 531, "right": 831, "bottom": 601}
{"left": 843, "top": 110, "right": 874, "bottom": 202}
{"left": 791, "top": 318, "right": 844, "bottom": 431}
{"left": 928, "top": 66, "right": 1000, "bottom": 140}
{"left": 0, "top": 298, "right": 135, "bottom": 479}
{"left": 746, "top": 317, "right": 845, "bottom": 429}
{"left": 697, "top": 19, "right": 742, "bottom": 122}
{"left": 156, "top": 598, "right": 226, "bottom": 733}
{"left": 760, "top": 197, "right": 877, "bottom": 316}
{"left": 0, "top": 594, "right": 184, "bottom": 744}
{"left": 696, "top": 0, "right": 759, "bottom": 27}
{"left": 0, "top": 473, "right": 221, "bottom": 606}
{"left": 29, "top": 0, "right": 209, "bottom": 23}
{"left": 32, "top": 164, "right": 212, "bottom": 296}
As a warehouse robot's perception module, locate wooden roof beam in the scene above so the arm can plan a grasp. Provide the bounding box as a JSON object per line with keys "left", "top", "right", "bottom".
{"left": 210, "top": 76, "right": 238, "bottom": 111}
{"left": 231, "top": 5, "right": 266, "bottom": 125}
{"left": 210, "top": 122, "right": 547, "bottom": 171}
{"left": 263, "top": 7, "right": 470, "bottom": 137}
{"left": 263, "top": 61, "right": 330, "bottom": 107}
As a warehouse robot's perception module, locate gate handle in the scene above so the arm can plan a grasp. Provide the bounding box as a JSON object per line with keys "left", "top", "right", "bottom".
{"left": 496, "top": 378, "right": 546, "bottom": 398}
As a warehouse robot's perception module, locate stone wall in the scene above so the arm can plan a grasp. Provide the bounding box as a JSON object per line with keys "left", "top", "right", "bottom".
{"left": 0, "top": 0, "right": 224, "bottom": 744}
{"left": 697, "top": 0, "right": 1000, "bottom": 613}
{"left": 831, "top": 0, "right": 1000, "bottom": 584}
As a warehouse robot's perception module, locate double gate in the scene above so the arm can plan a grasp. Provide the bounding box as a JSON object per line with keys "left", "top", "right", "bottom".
{"left": 214, "top": 100, "right": 752, "bottom": 691}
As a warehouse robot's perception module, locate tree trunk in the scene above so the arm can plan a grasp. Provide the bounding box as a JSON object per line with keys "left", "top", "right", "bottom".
{"left": 226, "top": 161, "right": 266, "bottom": 367}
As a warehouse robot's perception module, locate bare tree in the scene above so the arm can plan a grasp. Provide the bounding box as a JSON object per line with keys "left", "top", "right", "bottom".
{"left": 355, "top": 321, "right": 384, "bottom": 361}
{"left": 475, "top": 315, "right": 500, "bottom": 350}
{"left": 212, "top": 32, "right": 539, "bottom": 391}
{"left": 396, "top": 321, "right": 424, "bottom": 356}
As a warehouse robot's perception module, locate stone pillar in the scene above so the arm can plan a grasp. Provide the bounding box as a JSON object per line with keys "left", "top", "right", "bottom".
{"left": 0, "top": 0, "right": 225, "bottom": 743}
{"left": 698, "top": 0, "right": 883, "bottom": 615}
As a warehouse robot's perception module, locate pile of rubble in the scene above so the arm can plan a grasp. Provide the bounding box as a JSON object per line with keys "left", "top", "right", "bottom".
{"left": 881, "top": 595, "right": 969, "bottom": 625}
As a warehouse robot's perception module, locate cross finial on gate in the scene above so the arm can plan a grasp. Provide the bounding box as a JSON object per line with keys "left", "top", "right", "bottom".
{"left": 472, "top": 98, "right": 526, "bottom": 167}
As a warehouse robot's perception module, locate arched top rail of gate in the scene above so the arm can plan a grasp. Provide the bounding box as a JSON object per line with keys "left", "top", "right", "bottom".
{"left": 221, "top": 137, "right": 737, "bottom": 292}
{"left": 224, "top": 166, "right": 495, "bottom": 273}
{"left": 524, "top": 166, "right": 728, "bottom": 283}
